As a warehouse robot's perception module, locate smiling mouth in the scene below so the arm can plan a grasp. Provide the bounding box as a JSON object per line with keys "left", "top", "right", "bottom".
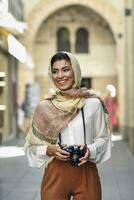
{"left": 57, "top": 80, "right": 68, "bottom": 85}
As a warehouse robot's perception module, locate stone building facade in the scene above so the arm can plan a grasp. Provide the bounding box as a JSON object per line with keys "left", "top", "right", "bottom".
{"left": 34, "top": 5, "right": 117, "bottom": 98}
{"left": 124, "top": 0, "right": 134, "bottom": 153}
{"left": 18, "top": 0, "right": 134, "bottom": 153}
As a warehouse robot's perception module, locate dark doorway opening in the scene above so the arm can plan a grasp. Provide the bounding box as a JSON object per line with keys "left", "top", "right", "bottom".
{"left": 81, "top": 78, "right": 92, "bottom": 89}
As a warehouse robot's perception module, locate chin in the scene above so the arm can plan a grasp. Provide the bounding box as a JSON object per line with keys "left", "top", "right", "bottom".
{"left": 56, "top": 84, "right": 72, "bottom": 91}
{"left": 57, "top": 86, "right": 72, "bottom": 91}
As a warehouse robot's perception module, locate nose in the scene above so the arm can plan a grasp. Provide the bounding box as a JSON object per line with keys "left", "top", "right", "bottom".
{"left": 58, "top": 70, "right": 64, "bottom": 78}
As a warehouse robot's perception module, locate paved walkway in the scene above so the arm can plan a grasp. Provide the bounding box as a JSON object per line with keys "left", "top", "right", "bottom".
{"left": 0, "top": 135, "right": 134, "bottom": 200}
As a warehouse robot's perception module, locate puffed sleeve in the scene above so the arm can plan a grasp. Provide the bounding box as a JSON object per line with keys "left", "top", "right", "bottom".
{"left": 87, "top": 99, "right": 112, "bottom": 164}
{"left": 24, "top": 140, "right": 48, "bottom": 168}
{"left": 24, "top": 125, "right": 54, "bottom": 168}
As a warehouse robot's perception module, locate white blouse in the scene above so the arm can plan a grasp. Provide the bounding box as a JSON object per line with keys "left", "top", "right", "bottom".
{"left": 24, "top": 98, "right": 112, "bottom": 168}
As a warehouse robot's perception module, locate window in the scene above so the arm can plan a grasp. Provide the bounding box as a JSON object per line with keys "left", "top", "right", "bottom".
{"left": 75, "top": 28, "right": 89, "bottom": 53}
{"left": 81, "top": 78, "right": 91, "bottom": 89}
{"left": 57, "top": 27, "right": 70, "bottom": 52}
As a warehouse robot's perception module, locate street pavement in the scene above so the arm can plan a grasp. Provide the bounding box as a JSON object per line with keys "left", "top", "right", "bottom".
{"left": 0, "top": 135, "right": 134, "bottom": 200}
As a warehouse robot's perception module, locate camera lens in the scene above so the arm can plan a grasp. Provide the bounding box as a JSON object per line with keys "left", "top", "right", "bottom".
{"left": 70, "top": 153, "right": 80, "bottom": 166}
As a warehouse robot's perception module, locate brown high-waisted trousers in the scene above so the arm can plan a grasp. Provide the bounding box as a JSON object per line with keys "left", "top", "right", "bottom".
{"left": 41, "top": 159, "right": 102, "bottom": 200}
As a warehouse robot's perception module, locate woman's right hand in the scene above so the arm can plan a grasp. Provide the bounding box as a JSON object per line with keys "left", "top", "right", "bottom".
{"left": 46, "top": 145, "right": 70, "bottom": 161}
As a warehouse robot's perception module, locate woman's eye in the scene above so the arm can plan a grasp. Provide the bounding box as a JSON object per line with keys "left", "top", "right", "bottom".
{"left": 64, "top": 68, "right": 70, "bottom": 72}
{"left": 52, "top": 70, "right": 58, "bottom": 74}
{"left": 52, "top": 67, "right": 71, "bottom": 74}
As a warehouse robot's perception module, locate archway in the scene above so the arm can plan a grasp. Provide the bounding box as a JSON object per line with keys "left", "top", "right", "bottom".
{"left": 24, "top": 0, "right": 122, "bottom": 51}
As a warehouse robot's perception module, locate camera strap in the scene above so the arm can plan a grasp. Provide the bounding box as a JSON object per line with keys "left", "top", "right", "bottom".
{"left": 58, "top": 107, "right": 86, "bottom": 145}
{"left": 81, "top": 107, "right": 87, "bottom": 145}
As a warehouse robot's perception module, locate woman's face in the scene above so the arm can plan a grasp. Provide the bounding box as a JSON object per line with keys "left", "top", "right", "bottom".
{"left": 52, "top": 59, "right": 74, "bottom": 91}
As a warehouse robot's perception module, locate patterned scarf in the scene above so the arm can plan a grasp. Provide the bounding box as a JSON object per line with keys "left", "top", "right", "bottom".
{"left": 25, "top": 52, "right": 111, "bottom": 167}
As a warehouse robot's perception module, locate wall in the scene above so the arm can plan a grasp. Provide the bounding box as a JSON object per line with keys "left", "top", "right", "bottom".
{"left": 23, "top": 0, "right": 124, "bottom": 18}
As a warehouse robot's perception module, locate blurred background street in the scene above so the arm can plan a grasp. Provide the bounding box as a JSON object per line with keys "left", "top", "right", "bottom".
{"left": 0, "top": 0, "right": 134, "bottom": 199}
{"left": 0, "top": 135, "right": 134, "bottom": 200}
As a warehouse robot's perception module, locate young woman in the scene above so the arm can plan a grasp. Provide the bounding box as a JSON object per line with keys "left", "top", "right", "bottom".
{"left": 24, "top": 52, "right": 112, "bottom": 200}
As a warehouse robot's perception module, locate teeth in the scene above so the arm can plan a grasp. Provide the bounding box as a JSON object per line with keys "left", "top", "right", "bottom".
{"left": 58, "top": 80, "right": 67, "bottom": 83}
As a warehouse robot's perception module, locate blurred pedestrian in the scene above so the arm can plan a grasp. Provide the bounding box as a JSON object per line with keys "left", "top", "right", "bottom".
{"left": 17, "top": 103, "right": 25, "bottom": 134}
{"left": 24, "top": 52, "right": 112, "bottom": 200}
{"left": 104, "top": 90, "right": 118, "bottom": 131}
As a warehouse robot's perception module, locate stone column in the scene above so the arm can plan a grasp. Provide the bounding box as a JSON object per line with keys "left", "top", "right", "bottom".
{"left": 125, "top": 0, "right": 134, "bottom": 153}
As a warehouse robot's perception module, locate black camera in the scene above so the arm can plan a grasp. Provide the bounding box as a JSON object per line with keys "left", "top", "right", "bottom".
{"left": 62, "top": 145, "right": 87, "bottom": 166}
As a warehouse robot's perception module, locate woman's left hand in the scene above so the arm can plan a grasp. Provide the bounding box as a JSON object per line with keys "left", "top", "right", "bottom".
{"left": 78, "top": 147, "right": 90, "bottom": 166}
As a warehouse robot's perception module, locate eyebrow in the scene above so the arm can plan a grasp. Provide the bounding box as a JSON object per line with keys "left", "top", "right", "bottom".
{"left": 52, "top": 65, "right": 72, "bottom": 70}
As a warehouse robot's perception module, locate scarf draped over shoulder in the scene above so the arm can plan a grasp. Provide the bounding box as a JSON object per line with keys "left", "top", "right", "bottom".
{"left": 27, "top": 91, "right": 110, "bottom": 142}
